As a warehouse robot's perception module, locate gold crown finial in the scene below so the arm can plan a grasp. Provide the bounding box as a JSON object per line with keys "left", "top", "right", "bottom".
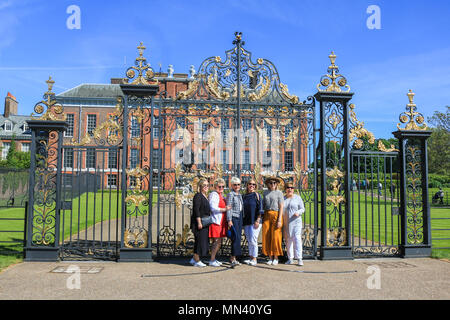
{"left": 317, "top": 51, "right": 350, "bottom": 93}
{"left": 32, "top": 77, "right": 64, "bottom": 121}
{"left": 123, "top": 42, "right": 158, "bottom": 85}
{"left": 137, "top": 42, "right": 146, "bottom": 57}
{"left": 46, "top": 76, "right": 55, "bottom": 92}
{"left": 397, "top": 89, "right": 427, "bottom": 131}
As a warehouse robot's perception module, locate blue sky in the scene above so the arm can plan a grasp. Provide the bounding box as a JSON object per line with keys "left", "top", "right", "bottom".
{"left": 0, "top": 0, "right": 449, "bottom": 138}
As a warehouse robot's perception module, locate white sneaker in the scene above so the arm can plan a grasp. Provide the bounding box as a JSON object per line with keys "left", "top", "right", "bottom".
{"left": 266, "top": 260, "right": 273, "bottom": 265}
{"left": 272, "top": 259, "right": 279, "bottom": 266}
{"left": 298, "top": 260, "right": 304, "bottom": 266}
{"left": 194, "top": 261, "right": 206, "bottom": 267}
{"left": 209, "top": 260, "right": 221, "bottom": 267}
{"left": 249, "top": 259, "right": 257, "bottom": 266}
{"left": 243, "top": 259, "right": 251, "bottom": 265}
{"left": 189, "top": 258, "right": 196, "bottom": 265}
{"left": 231, "top": 260, "right": 241, "bottom": 266}
{"left": 215, "top": 260, "right": 223, "bottom": 266}
{"left": 285, "top": 259, "right": 294, "bottom": 265}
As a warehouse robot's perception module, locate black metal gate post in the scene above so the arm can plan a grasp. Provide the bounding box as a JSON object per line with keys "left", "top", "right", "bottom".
{"left": 393, "top": 90, "right": 432, "bottom": 258}
{"left": 118, "top": 81, "right": 159, "bottom": 262}
{"left": 24, "top": 121, "right": 67, "bottom": 261}
{"left": 315, "top": 52, "right": 353, "bottom": 260}
{"left": 24, "top": 78, "right": 68, "bottom": 261}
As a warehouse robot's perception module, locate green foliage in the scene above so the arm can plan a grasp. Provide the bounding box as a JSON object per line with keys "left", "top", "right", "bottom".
{"left": 429, "top": 174, "right": 450, "bottom": 188}
{"left": 427, "top": 127, "right": 450, "bottom": 175}
{"left": 427, "top": 107, "right": 450, "bottom": 175}
{"left": 0, "top": 136, "right": 30, "bottom": 169}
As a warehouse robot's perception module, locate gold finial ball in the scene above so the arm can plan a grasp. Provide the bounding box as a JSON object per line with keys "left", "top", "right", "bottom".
{"left": 416, "top": 115, "right": 424, "bottom": 124}
{"left": 127, "top": 69, "right": 136, "bottom": 78}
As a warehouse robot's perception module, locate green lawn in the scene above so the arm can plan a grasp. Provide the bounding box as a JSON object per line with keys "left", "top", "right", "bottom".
{"left": 0, "top": 206, "right": 26, "bottom": 272}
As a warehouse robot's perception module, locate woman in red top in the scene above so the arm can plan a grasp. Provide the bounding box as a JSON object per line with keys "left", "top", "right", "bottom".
{"left": 208, "top": 178, "right": 230, "bottom": 266}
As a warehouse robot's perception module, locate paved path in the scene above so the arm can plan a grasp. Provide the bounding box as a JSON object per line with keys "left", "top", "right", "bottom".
{"left": 0, "top": 257, "right": 449, "bottom": 300}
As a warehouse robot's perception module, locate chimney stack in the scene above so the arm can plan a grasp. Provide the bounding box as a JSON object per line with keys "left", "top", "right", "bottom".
{"left": 4, "top": 92, "right": 18, "bottom": 117}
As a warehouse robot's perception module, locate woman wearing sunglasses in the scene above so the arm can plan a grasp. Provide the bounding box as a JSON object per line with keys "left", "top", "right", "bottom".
{"left": 226, "top": 176, "right": 244, "bottom": 266}
{"left": 208, "top": 178, "right": 230, "bottom": 267}
{"left": 190, "top": 178, "right": 211, "bottom": 267}
{"left": 283, "top": 182, "right": 305, "bottom": 266}
{"left": 262, "top": 176, "right": 284, "bottom": 265}
{"left": 242, "top": 179, "right": 263, "bottom": 266}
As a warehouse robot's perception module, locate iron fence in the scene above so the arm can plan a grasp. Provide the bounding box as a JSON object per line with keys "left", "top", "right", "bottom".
{"left": 0, "top": 168, "right": 29, "bottom": 208}
{"left": 0, "top": 202, "right": 27, "bottom": 255}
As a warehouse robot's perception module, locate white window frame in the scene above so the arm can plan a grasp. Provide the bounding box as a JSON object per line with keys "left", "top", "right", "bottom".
{"left": 21, "top": 142, "right": 30, "bottom": 153}
{"left": 4, "top": 121, "right": 12, "bottom": 132}
{"left": 64, "top": 114, "right": 74, "bottom": 137}
{"left": 1, "top": 142, "right": 11, "bottom": 160}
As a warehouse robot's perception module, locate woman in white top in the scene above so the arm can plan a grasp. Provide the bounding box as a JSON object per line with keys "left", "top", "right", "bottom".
{"left": 208, "top": 178, "right": 230, "bottom": 267}
{"left": 283, "top": 182, "right": 305, "bottom": 266}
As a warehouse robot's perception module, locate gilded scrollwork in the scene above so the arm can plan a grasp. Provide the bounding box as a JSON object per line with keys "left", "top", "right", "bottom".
{"left": 317, "top": 51, "right": 350, "bottom": 93}
{"left": 123, "top": 42, "right": 158, "bottom": 85}
{"left": 397, "top": 90, "right": 428, "bottom": 131}
{"left": 31, "top": 77, "right": 65, "bottom": 121}
{"left": 124, "top": 220, "right": 148, "bottom": 248}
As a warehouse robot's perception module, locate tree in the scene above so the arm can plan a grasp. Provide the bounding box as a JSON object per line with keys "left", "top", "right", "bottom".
{"left": 0, "top": 136, "right": 31, "bottom": 169}
{"left": 427, "top": 107, "right": 450, "bottom": 175}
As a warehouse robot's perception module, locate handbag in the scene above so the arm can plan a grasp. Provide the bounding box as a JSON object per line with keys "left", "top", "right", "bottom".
{"left": 200, "top": 215, "right": 213, "bottom": 228}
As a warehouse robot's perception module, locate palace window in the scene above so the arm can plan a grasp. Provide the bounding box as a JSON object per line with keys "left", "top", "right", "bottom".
{"left": 131, "top": 117, "right": 140, "bottom": 138}
{"left": 153, "top": 117, "right": 160, "bottom": 139}
{"left": 63, "top": 148, "right": 74, "bottom": 168}
{"left": 107, "top": 174, "right": 118, "bottom": 188}
{"left": 87, "top": 114, "right": 97, "bottom": 136}
{"left": 64, "top": 114, "right": 74, "bottom": 137}
{"left": 243, "top": 119, "right": 252, "bottom": 132}
{"left": 85, "top": 149, "right": 96, "bottom": 169}
{"left": 21, "top": 143, "right": 30, "bottom": 153}
{"left": 284, "top": 151, "right": 293, "bottom": 172}
{"left": 1, "top": 142, "right": 10, "bottom": 160}
{"left": 4, "top": 121, "right": 12, "bottom": 132}
{"left": 263, "top": 150, "right": 272, "bottom": 169}
{"left": 108, "top": 149, "right": 118, "bottom": 169}
{"left": 243, "top": 150, "right": 250, "bottom": 171}
{"left": 130, "top": 148, "right": 139, "bottom": 168}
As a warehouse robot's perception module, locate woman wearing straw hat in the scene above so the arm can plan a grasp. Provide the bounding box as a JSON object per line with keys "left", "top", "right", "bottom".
{"left": 283, "top": 182, "right": 305, "bottom": 266}
{"left": 262, "top": 176, "right": 284, "bottom": 265}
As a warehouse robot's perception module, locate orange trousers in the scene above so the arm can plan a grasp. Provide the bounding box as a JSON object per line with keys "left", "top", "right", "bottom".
{"left": 262, "top": 210, "right": 283, "bottom": 257}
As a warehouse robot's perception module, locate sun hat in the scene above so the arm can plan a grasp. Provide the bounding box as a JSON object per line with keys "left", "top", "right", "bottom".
{"left": 264, "top": 176, "right": 281, "bottom": 185}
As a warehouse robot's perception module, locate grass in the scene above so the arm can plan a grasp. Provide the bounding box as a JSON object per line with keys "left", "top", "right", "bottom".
{"left": 0, "top": 206, "right": 26, "bottom": 272}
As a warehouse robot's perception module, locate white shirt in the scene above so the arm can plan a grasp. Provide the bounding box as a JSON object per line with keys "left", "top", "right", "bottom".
{"left": 208, "top": 191, "right": 224, "bottom": 225}
{"left": 283, "top": 194, "right": 305, "bottom": 225}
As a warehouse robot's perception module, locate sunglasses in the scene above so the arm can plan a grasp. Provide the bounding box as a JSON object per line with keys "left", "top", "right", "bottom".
{"left": 248, "top": 183, "right": 256, "bottom": 186}
{"left": 268, "top": 181, "right": 278, "bottom": 185}
{"left": 286, "top": 187, "right": 294, "bottom": 190}
{"left": 217, "top": 185, "right": 225, "bottom": 188}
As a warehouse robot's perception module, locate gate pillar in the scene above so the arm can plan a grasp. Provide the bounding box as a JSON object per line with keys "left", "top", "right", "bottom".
{"left": 118, "top": 45, "right": 159, "bottom": 262}
{"left": 315, "top": 52, "right": 353, "bottom": 260}
{"left": 393, "top": 90, "right": 432, "bottom": 258}
{"left": 24, "top": 77, "right": 68, "bottom": 261}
